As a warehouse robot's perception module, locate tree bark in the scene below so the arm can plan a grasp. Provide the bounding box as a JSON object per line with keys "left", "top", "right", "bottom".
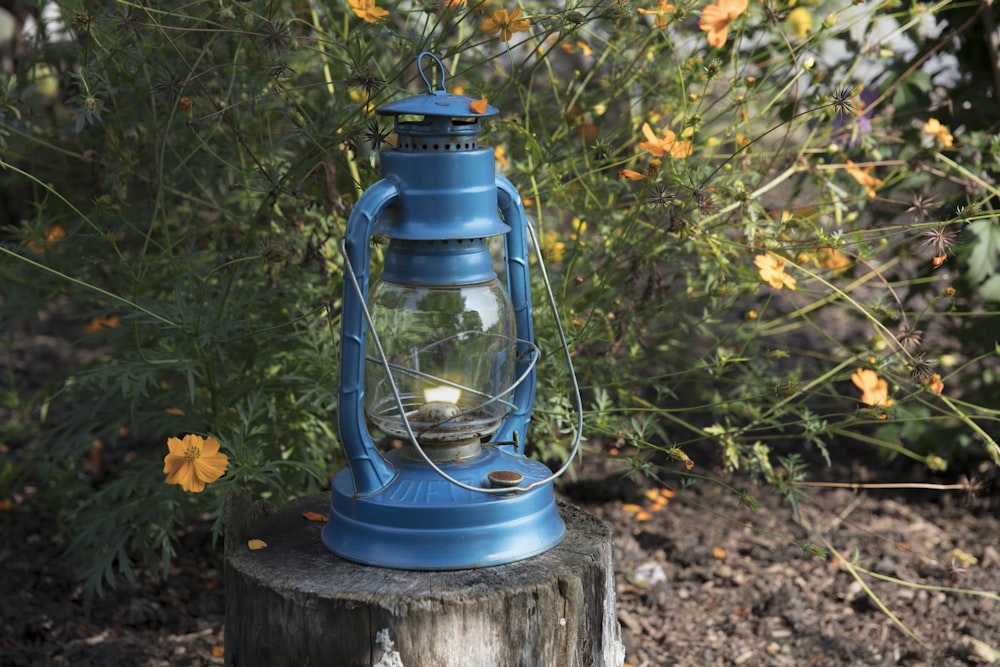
{"left": 224, "top": 491, "right": 624, "bottom": 667}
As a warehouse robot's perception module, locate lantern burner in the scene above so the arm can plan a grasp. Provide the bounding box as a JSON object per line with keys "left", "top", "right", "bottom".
{"left": 368, "top": 393, "right": 506, "bottom": 462}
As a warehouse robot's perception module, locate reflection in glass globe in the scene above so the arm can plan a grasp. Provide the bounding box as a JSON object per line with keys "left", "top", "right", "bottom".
{"left": 364, "top": 278, "right": 517, "bottom": 454}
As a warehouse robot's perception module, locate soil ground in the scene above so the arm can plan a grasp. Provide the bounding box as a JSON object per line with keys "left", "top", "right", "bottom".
{"left": 1, "top": 443, "right": 998, "bottom": 667}
{"left": 2, "top": 316, "right": 999, "bottom": 666}
{"left": 568, "top": 449, "right": 1000, "bottom": 667}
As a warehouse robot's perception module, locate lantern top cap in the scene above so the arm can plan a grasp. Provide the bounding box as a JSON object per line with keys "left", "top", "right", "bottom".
{"left": 376, "top": 52, "right": 499, "bottom": 119}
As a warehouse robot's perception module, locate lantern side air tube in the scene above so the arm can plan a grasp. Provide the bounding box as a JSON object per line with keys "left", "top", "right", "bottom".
{"left": 338, "top": 177, "right": 401, "bottom": 496}
{"left": 492, "top": 174, "right": 536, "bottom": 453}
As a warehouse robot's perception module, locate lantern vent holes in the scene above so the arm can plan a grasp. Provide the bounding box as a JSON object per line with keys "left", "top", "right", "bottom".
{"left": 396, "top": 138, "right": 479, "bottom": 152}
{"left": 426, "top": 238, "right": 483, "bottom": 245}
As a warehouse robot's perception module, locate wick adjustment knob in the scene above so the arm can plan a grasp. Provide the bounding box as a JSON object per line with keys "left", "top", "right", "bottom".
{"left": 487, "top": 470, "right": 524, "bottom": 489}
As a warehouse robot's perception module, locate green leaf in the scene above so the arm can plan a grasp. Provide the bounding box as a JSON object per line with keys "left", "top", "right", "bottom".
{"left": 703, "top": 423, "right": 727, "bottom": 436}
{"left": 980, "top": 275, "right": 1000, "bottom": 302}
{"left": 967, "top": 220, "right": 1000, "bottom": 285}
{"left": 891, "top": 70, "right": 932, "bottom": 108}
{"left": 0, "top": 8, "right": 15, "bottom": 45}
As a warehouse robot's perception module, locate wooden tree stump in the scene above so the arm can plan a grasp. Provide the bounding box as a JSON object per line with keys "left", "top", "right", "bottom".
{"left": 224, "top": 490, "right": 624, "bottom": 667}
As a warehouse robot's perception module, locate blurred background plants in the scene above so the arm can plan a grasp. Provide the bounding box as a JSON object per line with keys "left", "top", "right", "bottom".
{"left": 0, "top": 0, "right": 997, "bottom": 605}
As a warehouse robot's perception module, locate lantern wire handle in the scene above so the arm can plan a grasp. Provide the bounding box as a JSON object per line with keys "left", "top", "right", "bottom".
{"left": 340, "top": 224, "right": 583, "bottom": 496}
{"left": 417, "top": 51, "right": 447, "bottom": 94}
{"left": 523, "top": 219, "right": 584, "bottom": 483}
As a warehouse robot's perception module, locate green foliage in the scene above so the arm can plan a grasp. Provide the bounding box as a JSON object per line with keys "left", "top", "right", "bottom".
{"left": 0, "top": 0, "right": 997, "bottom": 606}
{"left": 967, "top": 217, "right": 1000, "bottom": 299}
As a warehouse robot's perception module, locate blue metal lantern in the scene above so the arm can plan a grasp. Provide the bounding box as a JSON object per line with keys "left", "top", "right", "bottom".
{"left": 321, "top": 53, "right": 579, "bottom": 569}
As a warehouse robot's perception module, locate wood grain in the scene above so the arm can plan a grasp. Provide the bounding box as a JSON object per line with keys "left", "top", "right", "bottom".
{"left": 224, "top": 491, "right": 624, "bottom": 667}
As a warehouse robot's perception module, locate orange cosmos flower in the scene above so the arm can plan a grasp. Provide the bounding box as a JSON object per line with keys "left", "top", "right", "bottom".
{"left": 754, "top": 253, "right": 797, "bottom": 290}
{"left": 638, "top": 122, "right": 692, "bottom": 158}
{"left": 348, "top": 0, "right": 388, "bottom": 24}
{"left": 815, "top": 247, "right": 851, "bottom": 275}
{"left": 83, "top": 314, "right": 121, "bottom": 333}
{"left": 638, "top": 0, "right": 675, "bottom": 28}
{"left": 851, "top": 368, "right": 893, "bottom": 409}
{"left": 480, "top": 8, "right": 531, "bottom": 42}
{"left": 844, "top": 160, "right": 883, "bottom": 199}
{"left": 699, "top": 0, "right": 748, "bottom": 48}
{"left": 163, "top": 434, "right": 229, "bottom": 493}
{"left": 25, "top": 224, "right": 66, "bottom": 254}
{"left": 469, "top": 97, "right": 489, "bottom": 114}
{"left": 559, "top": 40, "right": 594, "bottom": 56}
{"left": 622, "top": 503, "right": 653, "bottom": 522}
{"left": 494, "top": 145, "right": 510, "bottom": 168}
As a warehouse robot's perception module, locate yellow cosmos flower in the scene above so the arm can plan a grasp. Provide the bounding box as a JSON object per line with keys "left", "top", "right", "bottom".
{"left": 922, "top": 118, "right": 954, "bottom": 149}
{"left": 480, "top": 8, "right": 531, "bottom": 42}
{"left": 699, "top": 0, "right": 748, "bottom": 48}
{"left": 638, "top": 0, "right": 675, "bottom": 28}
{"left": 541, "top": 230, "right": 566, "bottom": 262}
{"left": 348, "top": 0, "right": 389, "bottom": 24}
{"left": 851, "top": 368, "right": 893, "bottom": 409}
{"left": 348, "top": 89, "right": 376, "bottom": 115}
{"left": 754, "top": 253, "right": 797, "bottom": 290}
{"left": 787, "top": 7, "right": 812, "bottom": 38}
{"left": 638, "top": 122, "right": 692, "bottom": 158}
{"left": 163, "top": 434, "right": 229, "bottom": 493}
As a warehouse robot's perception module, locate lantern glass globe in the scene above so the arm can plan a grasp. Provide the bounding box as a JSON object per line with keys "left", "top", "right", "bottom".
{"left": 364, "top": 278, "right": 517, "bottom": 448}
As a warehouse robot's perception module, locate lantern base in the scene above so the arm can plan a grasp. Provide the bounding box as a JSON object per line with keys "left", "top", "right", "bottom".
{"left": 322, "top": 447, "right": 565, "bottom": 569}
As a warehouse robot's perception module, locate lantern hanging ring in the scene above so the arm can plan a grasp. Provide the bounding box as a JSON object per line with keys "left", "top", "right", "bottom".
{"left": 417, "top": 51, "right": 448, "bottom": 94}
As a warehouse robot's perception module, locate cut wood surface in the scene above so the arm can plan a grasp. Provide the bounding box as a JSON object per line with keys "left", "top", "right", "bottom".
{"left": 225, "top": 490, "right": 624, "bottom": 667}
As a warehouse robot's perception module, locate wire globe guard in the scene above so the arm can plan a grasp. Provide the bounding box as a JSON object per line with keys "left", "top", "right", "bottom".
{"left": 323, "top": 53, "right": 568, "bottom": 570}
